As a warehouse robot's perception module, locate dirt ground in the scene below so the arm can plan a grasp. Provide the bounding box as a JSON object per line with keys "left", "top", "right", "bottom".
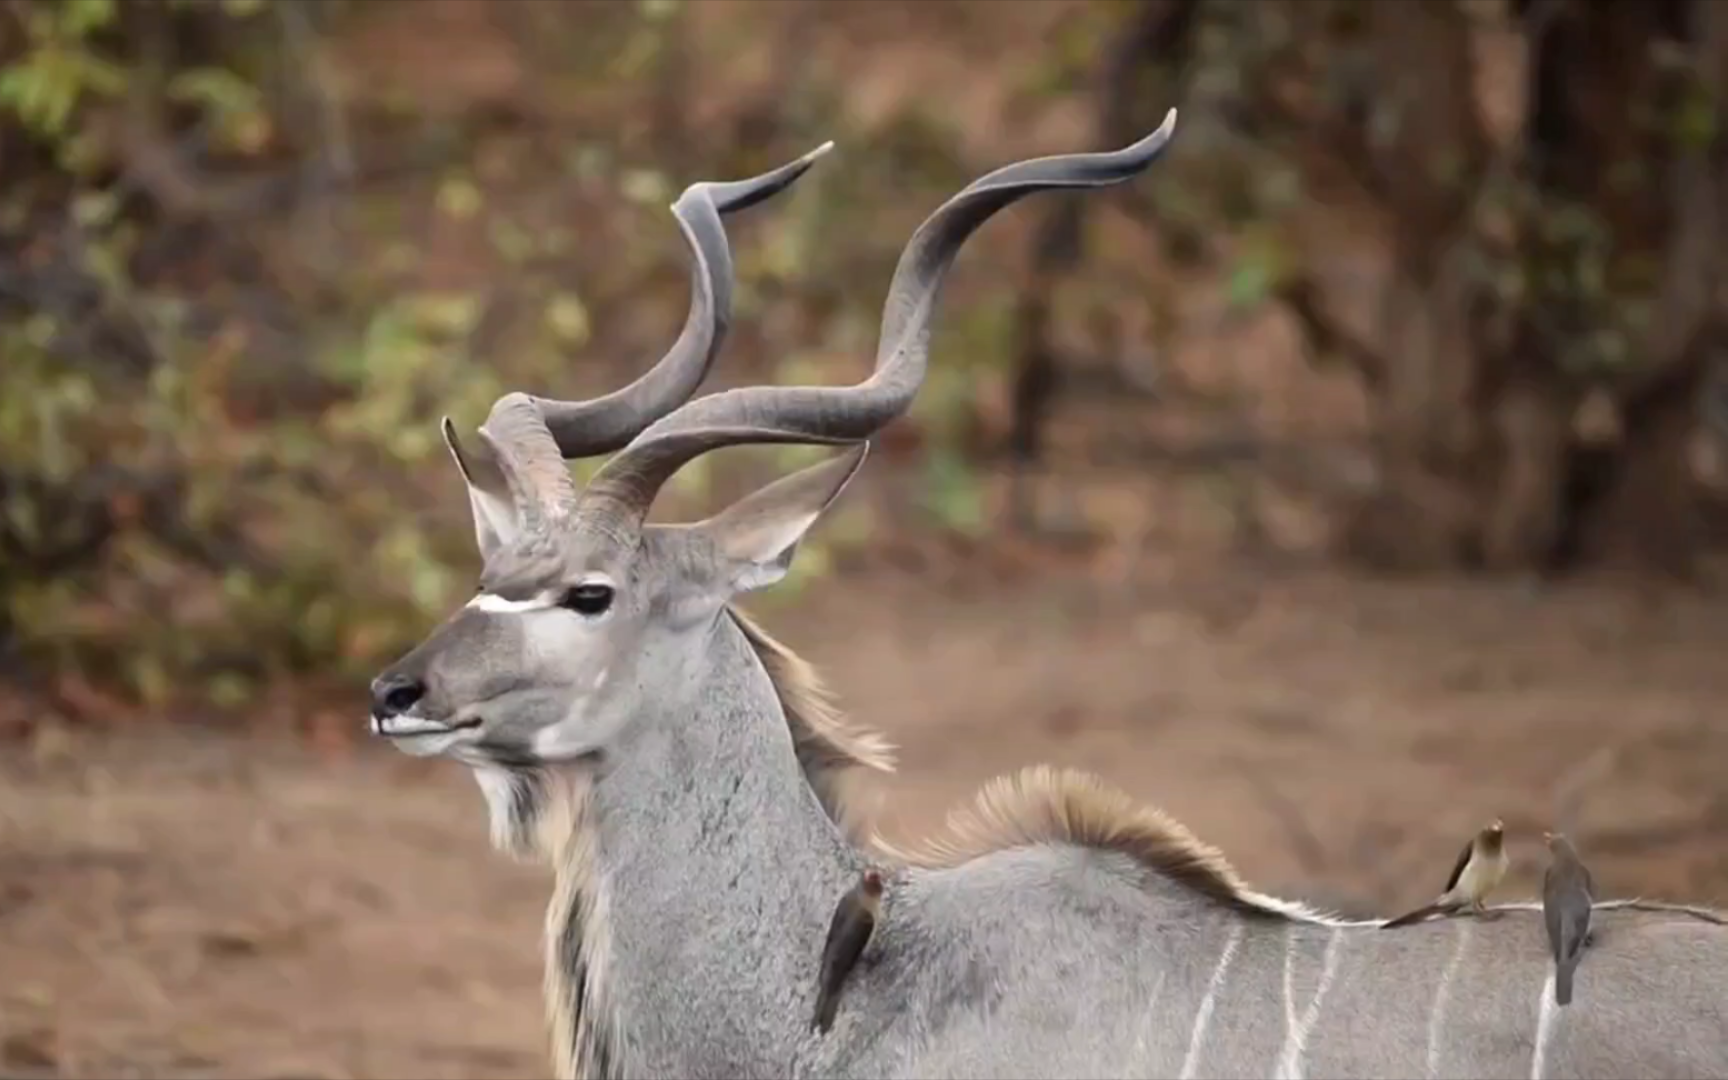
{"left": 5, "top": 559, "right": 1728, "bottom": 1079}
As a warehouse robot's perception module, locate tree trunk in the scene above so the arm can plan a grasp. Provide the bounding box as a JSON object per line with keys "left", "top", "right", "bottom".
{"left": 1331, "top": 0, "right": 1498, "bottom": 571}
{"left": 1003, "top": 0, "right": 1199, "bottom": 531}
{"left": 1574, "top": 378, "right": 1711, "bottom": 575}
{"left": 1340, "top": 0, "right": 1726, "bottom": 578}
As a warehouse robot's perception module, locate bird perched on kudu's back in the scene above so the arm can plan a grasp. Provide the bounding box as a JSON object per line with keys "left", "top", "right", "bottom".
{"left": 1543, "top": 830, "right": 1595, "bottom": 1007}
{"left": 812, "top": 867, "right": 885, "bottom": 1034}
{"left": 1382, "top": 819, "right": 1509, "bottom": 929}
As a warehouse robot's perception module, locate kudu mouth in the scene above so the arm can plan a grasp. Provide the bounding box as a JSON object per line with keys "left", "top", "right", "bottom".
{"left": 370, "top": 712, "right": 482, "bottom": 739}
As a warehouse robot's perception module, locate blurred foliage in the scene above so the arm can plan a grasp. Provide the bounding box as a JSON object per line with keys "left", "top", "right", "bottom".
{"left": 0, "top": 0, "right": 1039, "bottom": 714}
{"left": 16, "top": 0, "right": 1710, "bottom": 716}
{"left": 1170, "top": 0, "right": 1721, "bottom": 384}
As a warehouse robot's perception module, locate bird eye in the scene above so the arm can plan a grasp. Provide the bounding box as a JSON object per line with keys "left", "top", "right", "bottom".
{"left": 560, "top": 583, "right": 615, "bottom": 616}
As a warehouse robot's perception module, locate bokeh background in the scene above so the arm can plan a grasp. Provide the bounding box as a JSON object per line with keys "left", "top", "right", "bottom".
{"left": 4, "top": 0, "right": 1728, "bottom": 1076}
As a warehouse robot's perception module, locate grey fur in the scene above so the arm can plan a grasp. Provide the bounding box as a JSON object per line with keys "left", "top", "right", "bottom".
{"left": 369, "top": 115, "right": 1728, "bottom": 1079}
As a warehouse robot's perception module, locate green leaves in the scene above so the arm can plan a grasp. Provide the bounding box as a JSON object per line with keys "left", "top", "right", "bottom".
{"left": 0, "top": 38, "right": 125, "bottom": 139}
{"left": 920, "top": 447, "right": 986, "bottom": 538}
{"left": 1222, "top": 229, "right": 1294, "bottom": 314}
{"left": 166, "top": 67, "right": 269, "bottom": 153}
{"left": 544, "top": 292, "right": 592, "bottom": 347}
{"left": 436, "top": 173, "right": 485, "bottom": 221}
{"left": 618, "top": 168, "right": 671, "bottom": 207}
{"left": 61, "top": 0, "right": 119, "bottom": 36}
{"left": 1671, "top": 85, "right": 1720, "bottom": 152}
{"left": 0, "top": 0, "right": 124, "bottom": 137}
{"left": 318, "top": 290, "right": 493, "bottom": 465}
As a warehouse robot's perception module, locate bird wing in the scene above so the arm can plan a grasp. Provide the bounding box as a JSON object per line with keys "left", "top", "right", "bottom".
{"left": 817, "top": 893, "right": 856, "bottom": 975}
{"left": 1542, "top": 873, "right": 1565, "bottom": 954}
{"left": 1559, "top": 889, "right": 1591, "bottom": 958}
{"left": 1441, "top": 837, "right": 1475, "bottom": 895}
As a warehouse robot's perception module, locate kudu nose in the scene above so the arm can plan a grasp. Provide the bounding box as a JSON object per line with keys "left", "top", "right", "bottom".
{"left": 370, "top": 672, "right": 426, "bottom": 718}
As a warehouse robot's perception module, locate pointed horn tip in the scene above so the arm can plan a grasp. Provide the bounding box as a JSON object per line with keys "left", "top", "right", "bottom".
{"left": 1131, "top": 108, "right": 1179, "bottom": 153}
{"left": 1091, "top": 108, "right": 1177, "bottom": 171}
{"left": 781, "top": 140, "right": 837, "bottom": 178}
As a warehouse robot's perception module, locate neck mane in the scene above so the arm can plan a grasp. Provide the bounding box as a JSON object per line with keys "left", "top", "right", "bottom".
{"left": 728, "top": 607, "right": 899, "bottom": 839}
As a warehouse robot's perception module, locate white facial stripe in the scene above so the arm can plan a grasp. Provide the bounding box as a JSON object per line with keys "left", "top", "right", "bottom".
{"left": 469, "top": 591, "right": 558, "bottom": 614}
{"left": 468, "top": 575, "right": 616, "bottom": 615}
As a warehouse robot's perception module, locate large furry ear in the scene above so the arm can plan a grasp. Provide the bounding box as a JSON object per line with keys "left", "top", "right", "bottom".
{"left": 442, "top": 416, "right": 519, "bottom": 562}
{"left": 692, "top": 443, "right": 869, "bottom": 593}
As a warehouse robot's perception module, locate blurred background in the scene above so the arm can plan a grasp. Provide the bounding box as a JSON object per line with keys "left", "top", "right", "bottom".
{"left": 3, "top": 0, "right": 1728, "bottom": 1075}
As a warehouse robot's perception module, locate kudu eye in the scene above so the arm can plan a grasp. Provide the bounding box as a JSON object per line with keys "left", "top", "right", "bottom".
{"left": 560, "top": 583, "right": 615, "bottom": 617}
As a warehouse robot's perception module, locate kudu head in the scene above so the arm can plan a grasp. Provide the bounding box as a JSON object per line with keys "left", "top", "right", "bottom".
{"left": 368, "top": 113, "right": 1179, "bottom": 779}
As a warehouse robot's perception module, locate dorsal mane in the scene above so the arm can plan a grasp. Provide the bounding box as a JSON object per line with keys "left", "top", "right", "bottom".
{"left": 872, "top": 765, "right": 1297, "bottom": 920}
{"left": 728, "top": 606, "right": 896, "bottom": 832}
{"left": 719, "top": 616, "right": 1326, "bottom": 922}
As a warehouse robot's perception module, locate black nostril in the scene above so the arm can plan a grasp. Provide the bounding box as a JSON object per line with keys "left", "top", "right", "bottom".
{"left": 370, "top": 673, "right": 425, "bottom": 718}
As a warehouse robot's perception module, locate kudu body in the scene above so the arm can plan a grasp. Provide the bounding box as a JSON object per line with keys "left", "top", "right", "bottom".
{"left": 368, "top": 113, "right": 1728, "bottom": 1078}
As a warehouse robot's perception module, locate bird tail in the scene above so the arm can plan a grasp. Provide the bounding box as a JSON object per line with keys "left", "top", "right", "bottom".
{"left": 1381, "top": 902, "right": 1455, "bottom": 930}
{"left": 812, "top": 992, "right": 838, "bottom": 1034}
{"left": 1554, "top": 959, "right": 1575, "bottom": 1007}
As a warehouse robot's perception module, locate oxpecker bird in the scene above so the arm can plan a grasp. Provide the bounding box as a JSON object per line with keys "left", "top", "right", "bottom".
{"left": 1382, "top": 819, "right": 1509, "bottom": 929}
{"left": 812, "top": 867, "right": 885, "bottom": 1034}
{"left": 1543, "top": 830, "right": 1595, "bottom": 1007}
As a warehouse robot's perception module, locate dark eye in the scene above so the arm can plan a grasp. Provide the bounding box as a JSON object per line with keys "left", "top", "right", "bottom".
{"left": 560, "top": 583, "right": 614, "bottom": 616}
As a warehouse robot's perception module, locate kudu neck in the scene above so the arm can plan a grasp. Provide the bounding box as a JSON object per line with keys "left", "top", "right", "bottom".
{"left": 549, "top": 612, "right": 864, "bottom": 1079}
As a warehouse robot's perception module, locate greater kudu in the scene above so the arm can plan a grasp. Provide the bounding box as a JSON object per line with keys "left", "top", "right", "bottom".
{"left": 368, "top": 113, "right": 1728, "bottom": 1079}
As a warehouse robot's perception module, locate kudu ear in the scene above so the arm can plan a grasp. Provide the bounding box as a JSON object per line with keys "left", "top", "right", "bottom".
{"left": 442, "top": 416, "right": 518, "bottom": 562}
{"left": 694, "top": 443, "right": 869, "bottom": 594}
